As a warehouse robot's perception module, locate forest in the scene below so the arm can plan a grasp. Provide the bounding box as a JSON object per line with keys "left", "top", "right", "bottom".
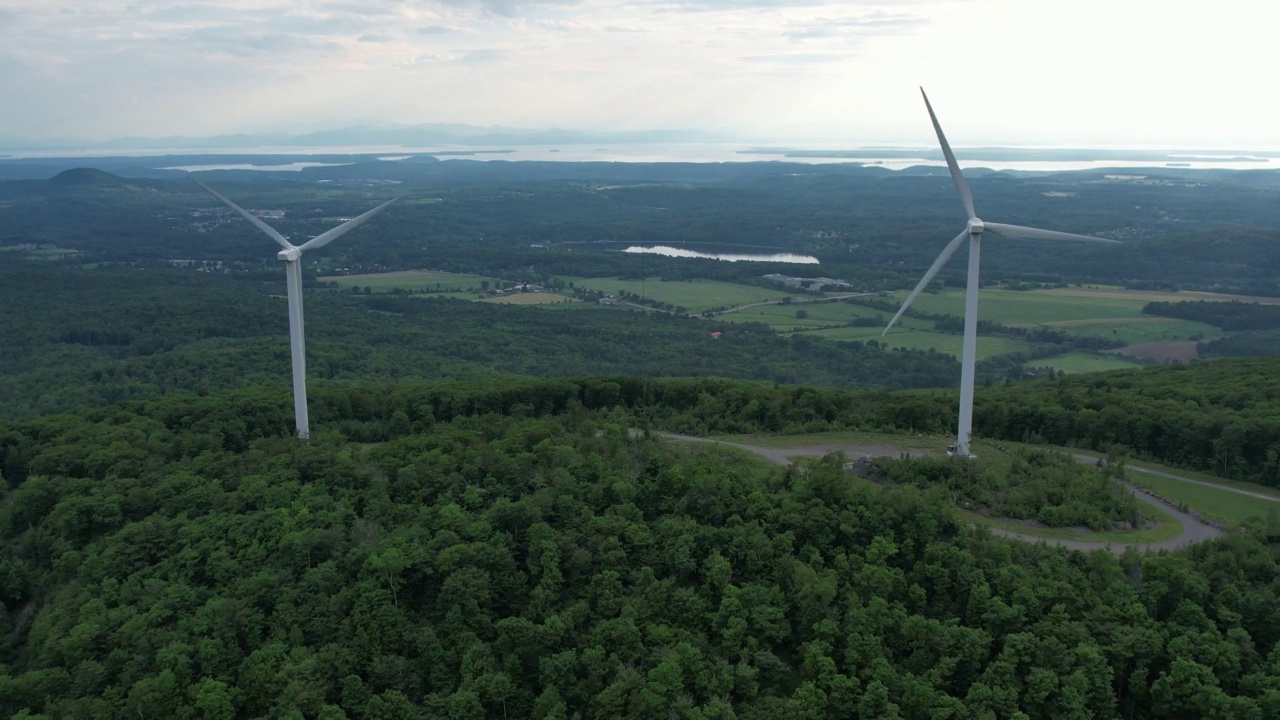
{"left": 2, "top": 375, "right": 1280, "bottom": 719}
{"left": 3, "top": 154, "right": 1280, "bottom": 718}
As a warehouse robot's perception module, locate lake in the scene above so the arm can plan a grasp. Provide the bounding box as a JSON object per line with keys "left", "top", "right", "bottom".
{"left": 622, "top": 245, "right": 819, "bottom": 264}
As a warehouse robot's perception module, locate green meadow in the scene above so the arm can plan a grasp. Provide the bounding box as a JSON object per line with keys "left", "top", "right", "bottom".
{"left": 723, "top": 299, "right": 889, "bottom": 330}
{"left": 1032, "top": 352, "right": 1144, "bottom": 374}
{"left": 322, "top": 269, "right": 497, "bottom": 292}
{"left": 1130, "top": 473, "right": 1280, "bottom": 525}
{"left": 804, "top": 326, "right": 1036, "bottom": 359}
{"left": 897, "top": 287, "right": 1221, "bottom": 345}
{"left": 562, "top": 276, "right": 794, "bottom": 314}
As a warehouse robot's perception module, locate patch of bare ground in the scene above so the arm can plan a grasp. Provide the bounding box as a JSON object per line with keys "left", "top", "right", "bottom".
{"left": 1113, "top": 340, "right": 1200, "bottom": 362}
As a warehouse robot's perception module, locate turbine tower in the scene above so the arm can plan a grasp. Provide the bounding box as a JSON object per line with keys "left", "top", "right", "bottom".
{"left": 883, "top": 88, "right": 1120, "bottom": 458}
{"left": 196, "top": 180, "right": 399, "bottom": 440}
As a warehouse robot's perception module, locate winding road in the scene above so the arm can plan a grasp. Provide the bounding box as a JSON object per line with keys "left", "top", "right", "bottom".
{"left": 647, "top": 432, "right": 1228, "bottom": 555}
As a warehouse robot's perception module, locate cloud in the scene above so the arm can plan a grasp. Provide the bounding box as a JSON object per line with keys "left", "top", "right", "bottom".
{"left": 740, "top": 52, "right": 848, "bottom": 63}
{"left": 411, "top": 46, "right": 510, "bottom": 64}
{"left": 786, "top": 13, "right": 928, "bottom": 41}
{"left": 456, "top": 47, "right": 508, "bottom": 63}
{"left": 432, "top": 0, "right": 583, "bottom": 18}
{"left": 357, "top": 32, "right": 393, "bottom": 42}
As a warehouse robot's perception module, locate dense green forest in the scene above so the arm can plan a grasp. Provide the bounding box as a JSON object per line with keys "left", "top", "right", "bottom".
{"left": 0, "top": 265, "right": 966, "bottom": 421}
{"left": 3, "top": 381, "right": 1280, "bottom": 719}
{"left": 4, "top": 155, "right": 1280, "bottom": 718}
{"left": 1144, "top": 301, "right": 1280, "bottom": 332}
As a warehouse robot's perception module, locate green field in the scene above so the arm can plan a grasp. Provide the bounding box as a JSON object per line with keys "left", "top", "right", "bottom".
{"left": 802, "top": 326, "right": 1035, "bottom": 359}
{"left": 481, "top": 292, "right": 578, "bottom": 306}
{"left": 1126, "top": 461, "right": 1280, "bottom": 500}
{"left": 1048, "top": 318, "right": 1218, "bottom": 345}
{"left": 1130, "top": 473, "right": 1280, "bottom": 525}
{"left": 563, "top": 276, "right": 792, "bottom": 314}
{"left": 1032, "top": 352, "right": 1144, "bottom": 374}
{"left": 721, "top": 299, "right": 900, "bottom": 331}
{"left": 321, "top": 269, "right": 497, "bottom": 292}
{"left": 896, "top": 287, "right": 1223, "bottom": 346}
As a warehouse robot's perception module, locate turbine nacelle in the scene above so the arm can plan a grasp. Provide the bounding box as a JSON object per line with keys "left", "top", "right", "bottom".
{"left": 967, "top": 218, "right": 985, "bottom": 235}
{"left": 278, "top": 247, "right": 302, "bottom": 262}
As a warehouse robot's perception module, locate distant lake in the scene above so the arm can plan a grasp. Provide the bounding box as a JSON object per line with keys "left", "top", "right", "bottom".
{"left": 158, "top": 161, "right": 352, "bottom": 172}
{"left": 622, "top": 245, "right": 819, "bottom": 264}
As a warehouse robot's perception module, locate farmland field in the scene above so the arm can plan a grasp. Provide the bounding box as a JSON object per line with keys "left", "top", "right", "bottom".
{"left": 802, "top": 326, "right": 1035, "bottom": 359}
{"left": 563, "top": 276, "right": 794, "bottom": 314}
{"left": 321, "top": 269, "right": 497, "bottom": 292}
{"left": 902, "top": 287, "right": 1150, "bottom": 324}
{"left": 895, "top": 287, "right": 1223, "bottom": 345}
{"left": 1032, "top": 352, "right": 1144, "bottom": 374}
{"left": 1048, "top": 318, "right": 1218, "bottom": 345}
{"left": 481, "top": 292, "right": 578, "bottom": 306}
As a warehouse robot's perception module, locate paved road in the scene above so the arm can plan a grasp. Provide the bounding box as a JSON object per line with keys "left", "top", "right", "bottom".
{"left": 647, "top": 432, "right": 1226, "bottom": 555}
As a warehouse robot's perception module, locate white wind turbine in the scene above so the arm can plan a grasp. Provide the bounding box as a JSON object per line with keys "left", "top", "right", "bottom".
{"left": 883, "top": 88, "right": 1120, "bottom": 458}
{"left": 196, "top": 180, "right": 399, "bottom": 440}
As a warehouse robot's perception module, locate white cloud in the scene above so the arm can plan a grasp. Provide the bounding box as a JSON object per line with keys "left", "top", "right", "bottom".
{"left": 0, "top": 0, "right": 1277, "bottom": 147}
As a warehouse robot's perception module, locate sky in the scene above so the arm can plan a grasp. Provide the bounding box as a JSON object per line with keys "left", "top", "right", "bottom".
{"left": 1, "top": 0, "right": 1276, "bottom": 147}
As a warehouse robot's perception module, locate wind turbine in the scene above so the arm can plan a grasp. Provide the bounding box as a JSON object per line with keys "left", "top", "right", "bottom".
{"left": 195, "top": 180, "right": 399, "bottom": 440}
{"left": 883, "top": 88, "right": 1120, "bottom": 458}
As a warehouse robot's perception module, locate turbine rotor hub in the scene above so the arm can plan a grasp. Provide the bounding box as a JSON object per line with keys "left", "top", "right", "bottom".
{"left": 967, "top": 218, "right": 985, "bottom": 235}
{"left": 277, "top": 247, "right": 301, "bottom": 262}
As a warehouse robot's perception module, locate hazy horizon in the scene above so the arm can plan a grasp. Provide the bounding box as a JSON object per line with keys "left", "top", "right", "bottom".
{"left": 2, "top": 0, "right": 1275, "bottom": 149}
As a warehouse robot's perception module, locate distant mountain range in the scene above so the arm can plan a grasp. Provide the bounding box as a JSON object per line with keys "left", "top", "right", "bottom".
{"left": 0, "top": 124, "right": 738, "bottom": 152}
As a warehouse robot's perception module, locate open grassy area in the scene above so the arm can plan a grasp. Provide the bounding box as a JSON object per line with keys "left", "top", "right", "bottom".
{"left": 1126, "top": 461, "right": 1280, "bottom": 500}
{"left": 722, "top": 299, "right": 898, "bottom": 331}
{"left": 1037, "top": 286, "right": 1280, "bottom": 305}
{"left": 1032, "top": 352, "right": 1144, "bottom": 374}
{"left": 1128, "top": 474, "right": 1279, "bottom": 525}
{"left": 896, "top": 287, "right": 1227, "bottom": 346}
{"left": 481, "top": 292, "right": 578, "bottom": 306}
{"left": 901, "top": 288, "right": 1145, "bottom": 325}
{"left": 562, "top": 276, "right": 792, "bottom": 314}
{"left": 1051, "top": 318, "right": 1219, "bottom": 345}
{"left": 321, "top": 269, "right": 497, "bottom": 292}
{"left": 799, "top": 326, "right": 1035, "bottom": 359}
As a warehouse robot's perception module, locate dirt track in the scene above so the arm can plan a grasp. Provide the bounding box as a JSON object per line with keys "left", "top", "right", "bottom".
{"left": 651, "top": 432, "right": 1225, "bottom": 555}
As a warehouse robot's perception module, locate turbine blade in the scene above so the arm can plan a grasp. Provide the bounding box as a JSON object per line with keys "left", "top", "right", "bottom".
{"left": 920, "top": 87, "right": 976, "bottom": 221}
{"left": 193, "top": 179, "right": 293, "bottom": 251}
{"left": 984, "top": 222, "right": 1121, "bottom": 244}
{"left": 883, "top": 229, "right": 970, "bottom": 334}
{"left": 296, "top": 196, "right": 401, "bottom": 253}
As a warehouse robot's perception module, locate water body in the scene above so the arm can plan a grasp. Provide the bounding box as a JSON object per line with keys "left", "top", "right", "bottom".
{"left": 623, "top": 245, "right": 819, "bottom": 264}
{"left": 11, "top": 143, "right": 1280, "bottom": 172}
{"left": 158, "top": 161, "right": 353, "bottom": 172}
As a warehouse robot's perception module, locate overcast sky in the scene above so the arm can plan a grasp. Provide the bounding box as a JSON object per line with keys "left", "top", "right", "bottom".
{"left": 1, "top": 0, "right": 1274, "bottom": 147}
